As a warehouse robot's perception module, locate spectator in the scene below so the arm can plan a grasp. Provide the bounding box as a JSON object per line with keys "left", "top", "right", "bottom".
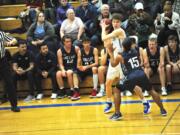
{"left": 25, "top": 0, "right": 43, "bottom": 23}
{"left": 164, "top": 35, "right": 180, "bottom": 93}
{"left": 127, "top": 2, "right": 152, "bottom": 48}
{"left": 154, "top": 3, "right": 180, "bottom": 46}
{"left": 77, "top": 36, "right": 99, "bottom": 99}
{"left": 35, "top": 42, "right": 58, "bottom": 100}
{"left": 75, "top": 0, "right": 98, "bottom": 42}
{"left": 27, "top": 12, "right": 57, "bottom": 55}
{"left": 60, "top": 9, "right": 84, "bottom": 47}
{"left": 108, "top": 0, "right": 134, "bottom": 21}
{"left": 12, "top": 40, "right": 36, "bottom": 102}
{"left": 44, "top": 0, "right": 59, "bottom": 24}
{"left": 92, "top": 4, "right": 113, "bottom": 47}
{"left": 55, "top": 0, "right": 73, "bottom": 37}
{"left": 56, "top": 35, "right": 80, "bottom": 100}
{"left": 143, "top": 34, "right": 167, "bottom": 96}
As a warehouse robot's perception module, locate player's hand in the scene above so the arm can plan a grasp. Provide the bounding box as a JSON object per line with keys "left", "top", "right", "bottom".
{"left": 62, "top": 70, "right": 66, "bottom": 77}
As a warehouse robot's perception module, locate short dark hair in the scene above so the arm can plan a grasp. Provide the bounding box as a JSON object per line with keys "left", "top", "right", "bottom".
{"left": 62, "top": 35, "right": 72, "bottom": 43}
{"left": 82, "top": 36, "right": 90, "bottom": 42}
{"left": 112, "top": 13, "right": 122, "bottom": 21}
{"left": 18, "top": 40, "right": 26, "bottom": 46}
{"left": 122, "top": 37, "right": 132, "bottom": 52}
{"left": 168, "top": 35, "right": 178, "bottom": 42}
{"left": 39, "top": 41, "right": 48, "bottom": 49}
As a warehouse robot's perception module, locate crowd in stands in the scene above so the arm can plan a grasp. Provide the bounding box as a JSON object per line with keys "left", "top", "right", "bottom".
{"left": 0, "top": 0, "right": 180, "bottom": 112}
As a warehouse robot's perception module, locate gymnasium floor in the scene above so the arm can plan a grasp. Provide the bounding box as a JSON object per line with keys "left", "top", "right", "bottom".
{"left": 0, "top": 91, "right": 179, "bottom": 135}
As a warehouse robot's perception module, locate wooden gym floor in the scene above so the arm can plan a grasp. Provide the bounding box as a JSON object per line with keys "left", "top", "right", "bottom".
{"left": 0, "top": 91, "right": 180, "bottom": 135}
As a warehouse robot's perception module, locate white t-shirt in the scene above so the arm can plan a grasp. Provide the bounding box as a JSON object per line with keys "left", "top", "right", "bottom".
{"left": 61, "top": 17, "right": 84, "bottom": 36}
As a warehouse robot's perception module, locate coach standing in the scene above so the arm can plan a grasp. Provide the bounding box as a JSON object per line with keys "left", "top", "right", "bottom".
{"left": 0, "top": 31, "right": 20, "bottom": 112}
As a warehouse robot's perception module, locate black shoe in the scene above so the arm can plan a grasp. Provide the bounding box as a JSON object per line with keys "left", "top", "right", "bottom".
{"left": 66, "top": 89, "right": 73, "bottom": 98}
{"left": 167, "top": 84, "right": 172, "bottom": 93}
{"left": 57, "top": 88, "right": 66, "bottom": 99}
{"left": 11, "top": 106, "right": 20, "bottom": 112}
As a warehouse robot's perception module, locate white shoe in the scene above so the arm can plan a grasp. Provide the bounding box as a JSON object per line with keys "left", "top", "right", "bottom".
{"left": 96, "top": 90, "right": 105, "bottom": 98}
{"left": 36, "top": 93, "right": 43, "bottom": 100}
{"left": 121, "top": 92, "right": 124, "bottom": 96}
{"left": 161, "top": 89, "right": 167, "bottom": 96}
{"left": 51, "top": 93, "right": 57, "bottom": 99}
{"left": 24, "top": 95, "right": 35, "bottom": 102}
{"left": 125, "top": 90, "right": 132, "bottom": 96}
{"left": 161, "top": 87, "right": 167, "bottom": 96}
{"left": 143, "top": 90, "right": 149, "bottom": 97}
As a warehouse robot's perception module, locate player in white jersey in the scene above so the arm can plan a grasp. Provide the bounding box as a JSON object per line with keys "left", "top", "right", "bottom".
{"left": 100, "top": 14, "right": 128, "bottom": 113}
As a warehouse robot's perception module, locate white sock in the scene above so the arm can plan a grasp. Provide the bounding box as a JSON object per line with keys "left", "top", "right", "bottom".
{"left": 60, "top": 87, "right": 64, "bottom": 89}
{"left": 93, "top": 74, "right": 98, "bottom": 90}
{"left": 100, "top": 84, "right": 105, "bottom": 91}
{"left": 161, "top": 87, "right": 166, "bottom": 91}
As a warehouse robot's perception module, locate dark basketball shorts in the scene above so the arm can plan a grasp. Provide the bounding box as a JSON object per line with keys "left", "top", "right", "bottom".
{"left": 116, "top": 70, "right": 152, "bottom": 92}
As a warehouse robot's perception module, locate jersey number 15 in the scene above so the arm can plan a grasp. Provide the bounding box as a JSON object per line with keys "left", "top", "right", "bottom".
{"left": 128, "top": 56, "right": 140, "bottom": 69}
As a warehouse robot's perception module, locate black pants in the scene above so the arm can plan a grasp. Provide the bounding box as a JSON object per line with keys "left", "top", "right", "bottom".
{"left": 36, "top": 71, "right": 58, "bottom": 94}
{"left": 0, "top": 57, "right": 17, "bottom": 107}
{"left": 13, "top": 70, "right": 36, "bottom": 96}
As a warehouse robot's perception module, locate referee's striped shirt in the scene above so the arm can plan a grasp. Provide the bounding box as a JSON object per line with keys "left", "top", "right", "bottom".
{"left": 0, "top": 31, "right": 13, "bottom": 59}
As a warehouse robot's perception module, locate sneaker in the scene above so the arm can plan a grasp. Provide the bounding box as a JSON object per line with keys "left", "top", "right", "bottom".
{"left": 66, "top": 89, "right": 73, "bottom": 98}
{"left": 143, "top": 101, "right": 151, "bottom": 114}
{"left": 24, "top": 95, "right": 35, "bottom": 102}
{"left": 96, "top": 89, "right": 105, "bottom": 98}
{"left": 125, "top": 90, "right": 132, "bottom": 96}
{"left": 51, "top": 93, "right": 57, "bottom": 99}
{"left": 167, "top": 84, "right": 172, "bottom": 92}
{"left": 109, "top": 112, "right": 122, "bottom": 121}
{"left": 11, "top": 106, "right": 20, "bottom": 112}
{"left": 36, "top": 93, "right": 43, "bottom": 100}
{"left": 121, "top": 92, "right": 124, "bottom": 96}
{"left": 104, "top": 102, "right": 112, "bottom": 113}
{"left": 160, "top": 109, "right": 167, "bottom": 116}
{"left": 57, "top": 89, "right": 66, "bottom": 99}
{"left": 161, "top": 88, "right": 167, "bottom": 96}
{"left": 71, "top": 91, "right": 80, "bottom": 101}
{"left": 143, "top": 90, "right": 149, "bottom": 97}
{"left": 89, "top": 89, "right": 97, "bottom": 98}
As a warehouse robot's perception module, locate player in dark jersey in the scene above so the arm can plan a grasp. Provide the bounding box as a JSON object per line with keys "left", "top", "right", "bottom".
{"left": 106, "top": 37, "right": 167, "bottom": 121}
{"left": 164, "top": 35, "right": 180, "bottom": 93}
{"left": 144, "top": 34, "right": 167, "bottom": 96}
{"left": 56, "top": 35, "right": 80, "bottom": 100}
{"left": 76, "top": 36, "right": 99, "bottom": 99}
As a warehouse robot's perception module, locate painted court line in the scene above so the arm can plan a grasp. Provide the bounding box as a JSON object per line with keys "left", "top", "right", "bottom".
{"left": 0, "top": 98, "right": 180, "bottom": 111}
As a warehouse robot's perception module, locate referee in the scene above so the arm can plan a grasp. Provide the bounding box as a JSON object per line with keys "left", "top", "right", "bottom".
{"left": 0, "top": 30, "right": 20, "bottom": 112}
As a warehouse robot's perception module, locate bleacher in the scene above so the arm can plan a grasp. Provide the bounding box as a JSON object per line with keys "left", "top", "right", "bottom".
{"left": 0, "top": 3, "right": 179, "bottom": 97}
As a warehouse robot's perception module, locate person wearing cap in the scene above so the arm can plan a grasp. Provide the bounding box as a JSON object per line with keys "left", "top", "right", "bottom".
{"left": 76, "top": 36, "right": 99, "bottom": 99}
{"left": 143, "top": 34, "right": 167, "bottom": 96}
{"left": 127, "top": 2, "right": 153, "bottom": 48}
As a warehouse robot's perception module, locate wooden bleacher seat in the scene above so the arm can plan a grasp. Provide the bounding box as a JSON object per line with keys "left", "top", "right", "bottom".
{"left": 0, "top": 4, "right": 26, "bottom": 18}
{"left": 0, "top": 18, "right": 22, "bottom": 30}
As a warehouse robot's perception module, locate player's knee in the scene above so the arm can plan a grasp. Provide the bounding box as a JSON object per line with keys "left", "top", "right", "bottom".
{"left": 66, "top": 70, "right": 73, "bottom": 76}
{"left": 92, "top": 67, "right": 98, "bottom": 74}
{"left": 56, "top": 71, "right": 62, "bottom": 78}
